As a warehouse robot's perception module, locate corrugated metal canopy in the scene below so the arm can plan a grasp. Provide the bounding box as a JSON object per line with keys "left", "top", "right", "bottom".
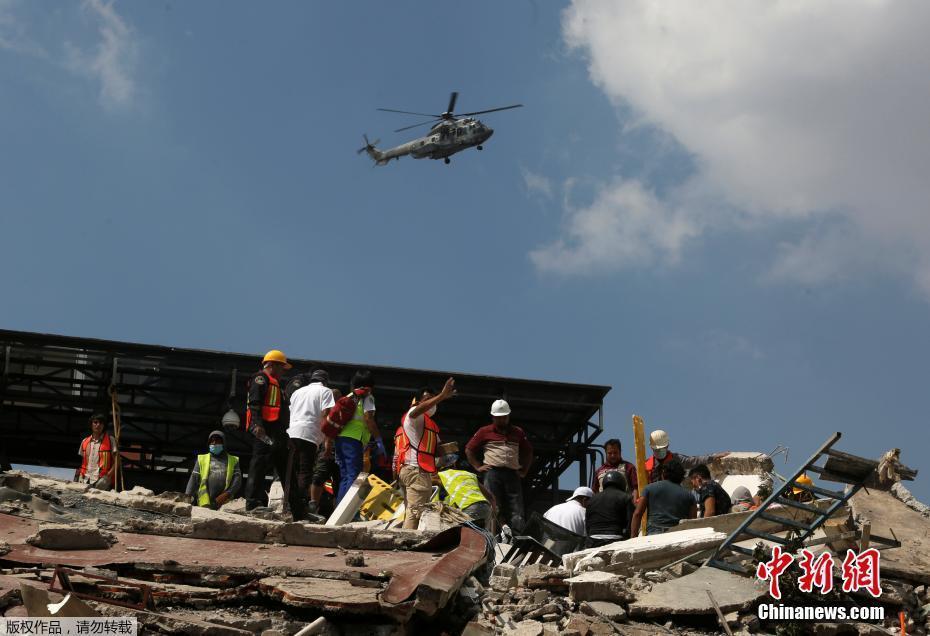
{"left": 0, "top": 329, "right": 610, "bottom": 502}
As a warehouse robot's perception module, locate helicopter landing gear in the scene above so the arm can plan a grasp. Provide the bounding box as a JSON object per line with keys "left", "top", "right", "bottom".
{"left": 444, "top": 157, "right": 451, "bottom": 165}
{"left": 477, "top": 145, "right": 483, "bottom": 150}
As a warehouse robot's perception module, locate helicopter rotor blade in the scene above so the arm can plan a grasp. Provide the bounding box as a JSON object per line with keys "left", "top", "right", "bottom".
{"left": 446, "top": 91, "right": 458, "bottom": 114}
{"left": 394, "top": 119, "right": 441, "bottom": 133}
{"left": 377, "top": 108, "right": 441, "bottom": 118}
{"left": 457, "top": 104, "right": 524, "bottom": 117}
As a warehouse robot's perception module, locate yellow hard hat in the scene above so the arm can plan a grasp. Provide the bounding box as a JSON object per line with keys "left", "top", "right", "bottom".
{"left": 262, "top": 349, "right": 292, "bottom": 369}
{"left": 792, "top": 473, "right": 813, "bottom": 494}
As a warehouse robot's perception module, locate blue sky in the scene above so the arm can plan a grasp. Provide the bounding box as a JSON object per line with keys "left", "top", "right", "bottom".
{"left": 2, "top": 1, "right": 927, "bottom": 500}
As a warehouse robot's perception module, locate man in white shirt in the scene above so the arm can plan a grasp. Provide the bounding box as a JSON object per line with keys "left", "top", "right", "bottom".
{"left": 286, "top": 369, "right": 334, "bottom": 520}
{"left": 543, "top": 486, "right": 593, "bottom": 536}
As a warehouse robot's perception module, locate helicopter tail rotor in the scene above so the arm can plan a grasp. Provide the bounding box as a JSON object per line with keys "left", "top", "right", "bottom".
{"left": 356, "top": 134, "right": 381, "bottom": 155}
{"left": 357, "top": 134, "right": 387, "bottom": 165}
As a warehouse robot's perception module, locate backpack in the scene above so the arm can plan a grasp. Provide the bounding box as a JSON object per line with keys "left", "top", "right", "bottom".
{"left": 321, "top": 388, "right": 370, "bottom": 438}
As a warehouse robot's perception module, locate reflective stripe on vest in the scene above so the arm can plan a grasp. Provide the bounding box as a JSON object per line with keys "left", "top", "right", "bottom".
{"left": 246, "top": 371, "right": 281, "bottom": 430}
{"left": 439, "top": 469, "right": 486, "bottom": 510}
{"left": 397, "top": 412, "right": 440, "bottom": 473}
{"left": 79, "top": 435, "right": 114, "bottom": 478}
{"left": 645, "top": 451, "right": 676, "bottom": 483}
{"left": 196, "top": 453, "right": 239, "bottom": 507}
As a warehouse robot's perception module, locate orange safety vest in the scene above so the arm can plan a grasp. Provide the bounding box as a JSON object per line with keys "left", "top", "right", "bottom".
{"left": 79, "top": 434, "right": 114, "bottom": 478}
{"left": 645, "top": 451, "right": 677, "bottom": 483}
{"left": 246, "top": 371, "right": 282, "bottom": 430}
{"left": 395, "top": 412, "right": 440, "bottom": 474}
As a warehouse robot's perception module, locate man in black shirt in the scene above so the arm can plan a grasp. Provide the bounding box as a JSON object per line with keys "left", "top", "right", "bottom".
{"left": 688, "top": 464, "right": 732, "bottom": 518}
{"left": 585, "top": 470, "right": 635, "bottom": 546}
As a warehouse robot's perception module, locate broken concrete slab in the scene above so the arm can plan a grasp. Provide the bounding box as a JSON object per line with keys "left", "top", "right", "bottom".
{"left": 258, "top": 576, "right": 383, "bottom": 615}
{"left": 83, "top": 487, "right": 192, "bottom": 517}
{"left": 676, "top": 499, "right": 850, "bottom": 536}
{"left": 627, "top": 566, "right": 768, "bottom": 617}
{"left": 26, "top": 521, "right": 117, "bottom": 550}
{"left": 567, "top": 571, "right": 635, "bottom": 604}
{"left": 579, "top": 600, "right": 627, "bottom": 622}
{"left": 850, "top": 487, "right": 930, "bottom": 584}
{"left": 563, "top": 528, "right": 727, "bottom": 575}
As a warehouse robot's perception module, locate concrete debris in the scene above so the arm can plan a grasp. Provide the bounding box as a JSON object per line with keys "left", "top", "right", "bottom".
{"left": 891, "top": 481, "right": 930, "bottom": 518}
{"left": 566, "top": 571, "right": 635, "bottom": 604}
{"left": 627, "top": 566, "right": 768, "bottom": 617}
{"left": 563, "top": 527, "right": 727, "bottom": 575}
{"left": 26, "top": 521, "right": 117, "bottom": 550}
{"left": 2, "top": 456, "right": 930, "bottom": 635}
{"left": 850, "top": 487, "right": 930, "bottom": 584}
{"left": 345, "top": 551, "right": 366, "bottom": 566}
{"left": 579, "top": 600, "right": 627, "bottom": 622}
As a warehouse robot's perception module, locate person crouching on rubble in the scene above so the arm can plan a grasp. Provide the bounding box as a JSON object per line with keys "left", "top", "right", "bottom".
{"left": 544, "top": 486, "right": 593, "bottom": 536}
{"left": 438, "top": 456, "right": 497, "bottom": 531}
{"left": 688, "top": 464, "right": 732, "bottom": 518}
{"left": 632, "top": 459, "right": 696, "bottom": 536}
{"left": 185, "top": 430, "right": 242, "bottom": 509}
{"left": 397, "top": 378, "right": 456, "bottom": 530}
{"left": 730, "top": 485, "right": 759, "bottom": 512}
{"left": 74, "top": 413, "right": 117, "bottom": 490}
{"left": 645, "top": 429, "right": 729, "bottom": 484}
{"left": 585, "top": 471, "right": 634, "bottom": 546}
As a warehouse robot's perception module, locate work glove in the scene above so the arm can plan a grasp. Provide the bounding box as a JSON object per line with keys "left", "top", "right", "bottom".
{"left": 374, "top": 439, "right": 387, "bottom": 458}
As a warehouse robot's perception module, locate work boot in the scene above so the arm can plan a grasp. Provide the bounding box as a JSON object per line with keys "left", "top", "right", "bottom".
{"left": 306, "top": 500, "right": 319, "bottom": 515}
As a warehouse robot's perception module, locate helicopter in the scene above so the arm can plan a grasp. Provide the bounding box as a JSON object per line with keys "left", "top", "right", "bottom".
{"left": 358, "top": 92, "right": 522, "bottom": 165}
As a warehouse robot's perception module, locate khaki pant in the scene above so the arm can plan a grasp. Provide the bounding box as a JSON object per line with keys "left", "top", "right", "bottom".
{"left": 399, "top": 465, "right": 433, "bottom": 530}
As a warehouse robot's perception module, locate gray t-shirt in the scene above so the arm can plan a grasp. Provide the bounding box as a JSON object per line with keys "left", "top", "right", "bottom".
{"left": 641, "top": 479, "right": 694, "bottom": 534}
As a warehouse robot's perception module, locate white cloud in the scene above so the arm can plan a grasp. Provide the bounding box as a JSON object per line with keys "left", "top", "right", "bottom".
{"left": 530, "top": 178, "right": 702, "bottom": 274}
{"left": 66, "top": 0, "right": 137, "bottom": 109}
{"left": 541, "top": 1, "right": 930, "bottom": 294}
{"left": 521, "top": 168, "right": 554, "bottom": 199}
{"left": 0, "top": 0, "right": 47, "bottom": 57}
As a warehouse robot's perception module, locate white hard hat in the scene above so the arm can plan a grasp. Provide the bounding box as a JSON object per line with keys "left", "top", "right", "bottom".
{"left": 649, "top": 429, "right": 670, "bottom": 450}
{"left": 490, "top": 399, "right": 511, "bottom": 417}
{"left": 568, "top": 486, "right": 594, "bottom": 502}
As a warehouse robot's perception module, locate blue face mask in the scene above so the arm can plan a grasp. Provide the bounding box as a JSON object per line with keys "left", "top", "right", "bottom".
{"left": 209, "top": 444, "right": 224, "bottom": 456}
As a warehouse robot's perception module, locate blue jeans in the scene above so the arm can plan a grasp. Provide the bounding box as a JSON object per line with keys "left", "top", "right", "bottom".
{"left": 335, "top": 437, "right": 364, "bottom": 504}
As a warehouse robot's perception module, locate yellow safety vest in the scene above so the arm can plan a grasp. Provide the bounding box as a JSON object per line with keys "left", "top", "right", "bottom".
{"left": 339, "top": 400, "right": 371, "bottom": 445}
{"left": 438, "top": 469, "right": 486, "bottom": 510}
{"left": 196, "top": 453, "right": 239, "bottom": 507}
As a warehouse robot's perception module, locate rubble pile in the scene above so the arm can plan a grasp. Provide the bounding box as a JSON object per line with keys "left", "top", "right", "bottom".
{"left": 1, "top": 447, "right": 929, "bottom": 635}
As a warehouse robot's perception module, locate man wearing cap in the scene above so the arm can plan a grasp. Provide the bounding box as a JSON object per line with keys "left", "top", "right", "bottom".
{"left": 185, "top": 431, "right": 242, "bottom": 509}
{"left": 244, "top": 349, "right": 292, "bottom": 511}
{"left": 286, "top": 368, "right": 335, "bottom": 520}
{"left": 74, "top": 413, "right": 118, "bottom": 490}
{"left": 465, "top": 399, "right": 534, "bottom": 533}
{"left": 645, "top": 429, "right": 729, "bottom": 484}
{"left": 543, "top": 487, "right": 592, "bottom": 536}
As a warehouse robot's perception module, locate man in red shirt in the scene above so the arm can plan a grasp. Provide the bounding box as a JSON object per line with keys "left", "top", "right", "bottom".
{"left": 465, "top": 399, "right": 534, "bottom": 533}
{"left": 591, "top": 438, "right": 638, "bottom": 498}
